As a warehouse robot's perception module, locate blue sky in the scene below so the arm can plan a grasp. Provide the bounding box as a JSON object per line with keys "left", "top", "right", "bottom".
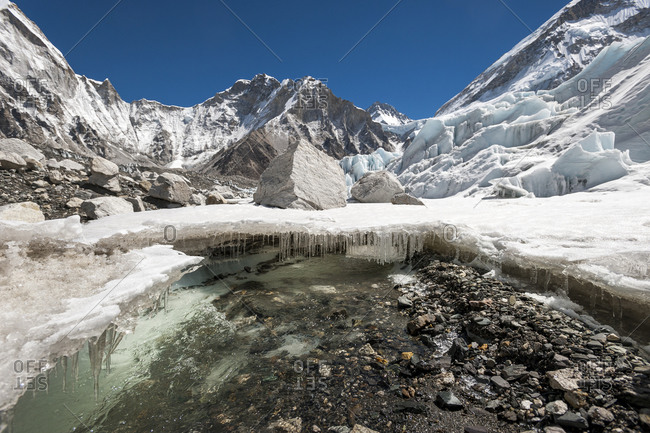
{"left": 17, "top": 0, "right": 569, "bottom": 119}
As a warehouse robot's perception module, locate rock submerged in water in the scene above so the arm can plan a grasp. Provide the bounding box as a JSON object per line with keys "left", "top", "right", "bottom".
{"left": 254, "top": 140, "right": 347, "bottom": 210}
{"left": 351, "top": 171, "right": 404, "bottom": 203}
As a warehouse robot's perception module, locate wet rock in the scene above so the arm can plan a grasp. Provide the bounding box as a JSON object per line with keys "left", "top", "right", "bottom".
{"left": 639, "top": 408, "right": 650, "bottom": 429}
{"left": 556, "top": 412, "right": 588, "bottom": 429}
{"left": 268, "top": 417, "right": 302, "bottom": 433}
{"left": 490, "top": 376, "right": 510, "bottom": 391}
{"left": 394, "top": 400, "right": 426, "bottom": 414}
{"left": 328, "top": 427, "right": 350, "bottom": 433}
{"left": 350, "top": 426, "right": 379, "bottom": 433}
{"left": 464, "top": 427, "right": 488, "bottom": 433}
{"left": 587, "top": 406, "right": 614, "bottom": 426}
{"left": 351, "top": 171, "right": 404, "bottom": 203}
{"left": 543, "top": 427, "right": 566, "bottom": 433}
{"left": 397, "top": 296, "right": 413, "bottom": 309}
{"left": 0, "top": 201, "right": 44, "bottom": 222}
{"left": 547, "top": 368, "right": 580, "bottom": 391}
{"left": 358, "top": 343, "right": 376, "bottom": 356}
{"left": 436, "top": 390, "right": 463, "bottom": 410}
{"left": 546, "top": 400, "right": 568, "bottom": 416}
{"left": 564, "top": 390, "right": 587, "bottom": 409}
{"left": 149, "top": 173, "right": 192, "bottom": 204}
{"left": 254, "top": 140, "right": 347, "bottom": 210}
{"left": 391, "top": 193, "right": 424, "bottom": 206}
{"left": 81, "top": 197, "right": 134, "bottom": 219}
{"left": 407, "top": 313, "right": 435, "bottom": 335}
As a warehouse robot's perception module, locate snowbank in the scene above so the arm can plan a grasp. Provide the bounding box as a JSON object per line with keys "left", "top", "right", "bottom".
{"left": 0, "top": 216, "right": 201, "bottom": 414}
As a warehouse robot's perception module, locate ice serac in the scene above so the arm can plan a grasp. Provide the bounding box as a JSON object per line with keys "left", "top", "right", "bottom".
{"left": 397, "top": 0, "right": 650, "bottom": 200}
{"left": 253, "top": 140, "right": 347, "bottom": 211}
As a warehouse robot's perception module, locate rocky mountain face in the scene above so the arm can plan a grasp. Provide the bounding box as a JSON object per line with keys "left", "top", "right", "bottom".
{"left": 0, "top": 2, "right": 394, "bottom": 179}
{"left": 437, "top": 0, "right": 650, "bottom": 115}
{"left": 367, "top": 101, "right": 412, "bottom": 126}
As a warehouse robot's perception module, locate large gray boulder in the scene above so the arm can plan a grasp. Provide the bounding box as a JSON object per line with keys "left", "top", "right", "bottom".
{"left": 254, "top": 140, "right": 347, "bottom": 210}
{"left": 88, "top": 156, "right": 121, "bottom": 193}
{"left": 0, "top": 202, "right": 45, "bottom": 223}
{"left": 351, "top": 171, "right": 404, "bottom": 203}
{"left": 0, "top": 138, "right": 45, "bottom": 162}
{"left": 391, "top": 193, "right": 425, "bottom": 206}
{"left": 149, "top": 173, "right": 192, "bottom": 204}
{"left": 0, "top": 151, "right": 27, "bottom": 170}
{"left": 81, "top": 197, "right": 134, "bottom": 220}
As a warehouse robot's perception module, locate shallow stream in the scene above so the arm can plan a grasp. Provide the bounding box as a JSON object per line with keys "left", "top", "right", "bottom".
{"left": 11, "top": 251, "right": 419, "bottom": 432}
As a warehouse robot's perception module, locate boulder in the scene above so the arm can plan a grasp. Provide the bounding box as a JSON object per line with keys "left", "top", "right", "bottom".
{"left": 0, "top": 202, "right": 45, "bottom": 223}
{"left": 23, "top": 156, "right": 43, "bottom": 170}
{"left": 0, "top": 138, "right": 45, "bottom": 162}
{"left": 48, "top": 170, "right": 63, "bottom": 185}
{"left": 206, "top": 191, "right": 226, "bottom": 205}
{"left": 88, "top": 157, "right": 121, "bottom": 193}
{"left": 126, "top": 197, "right": 146, "bottom": 212}
{"left": 189, "top": 193, "right": 206, "bottom": 206}
{"left": 66, "top": 198, "right": 84, "bottom": 209}
{"left": 58, "top": 159, "right": 85, "bottom": 171}
{"left": 391, "top": 193, "right": 424, "bottom": 206}
{"left": 81, "top": 197, "right": 134, "bottom": 219}
{"left": 90, "top": 156, "right": 119, "bottom": 177}
{"left": 254, "top": 140, "right": 347, "bottom": 210}
{"left": 0, "top": 151, "right": 27, "bottom": 170}
{"left": 351, "top": 171, "right": 404, "bottom": 203}
{"left": 149, "top": 173, "right": 192, "bottom": 204}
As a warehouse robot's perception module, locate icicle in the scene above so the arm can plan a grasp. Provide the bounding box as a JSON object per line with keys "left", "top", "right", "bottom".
{"left": 88, "top": 331, "right": 107, "bottom": 401}
{"left": 62, "top": 356, "right": 68, "bottom": 393}
{"left": 105, "top": 325, "right": 115, "bottom": 375}
{"left": 71, "top": 352, "right": 79, "bottom": 392}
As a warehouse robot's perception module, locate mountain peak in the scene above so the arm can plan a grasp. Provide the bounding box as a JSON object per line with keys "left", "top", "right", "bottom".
{"left": 367, "top": 101, "right": 412, "bottom": 126}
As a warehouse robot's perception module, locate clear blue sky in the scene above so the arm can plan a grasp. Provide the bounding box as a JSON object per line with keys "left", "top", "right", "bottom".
{"left": 16, "top": 0, "right": 569, "bottom": 119}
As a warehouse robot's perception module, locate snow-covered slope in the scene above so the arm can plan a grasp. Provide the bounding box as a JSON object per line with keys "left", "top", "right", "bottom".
{"left": 438, "top": 0, "right": 650, "bottom": 115}
{"left": 367, "top": 101, "right": 412, "bottom": 126}
{"left": 397, "top": 0, "right": 650, "bottom": 200}
{"left": 0, "top": 3, "right": 392, "bottom": 176}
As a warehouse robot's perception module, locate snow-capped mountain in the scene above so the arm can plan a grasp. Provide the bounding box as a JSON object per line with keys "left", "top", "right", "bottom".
{"left": 438, "top": 0, "right": 650, "bottom": 116}
{"left": 367, "top": 102, "right": 412, "bottom": 126}
{"left": 0, "top": 2, "right": 393, "bottom": 177}
{"left": 395, "top": 0, "right": 650, "bottom": 200}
